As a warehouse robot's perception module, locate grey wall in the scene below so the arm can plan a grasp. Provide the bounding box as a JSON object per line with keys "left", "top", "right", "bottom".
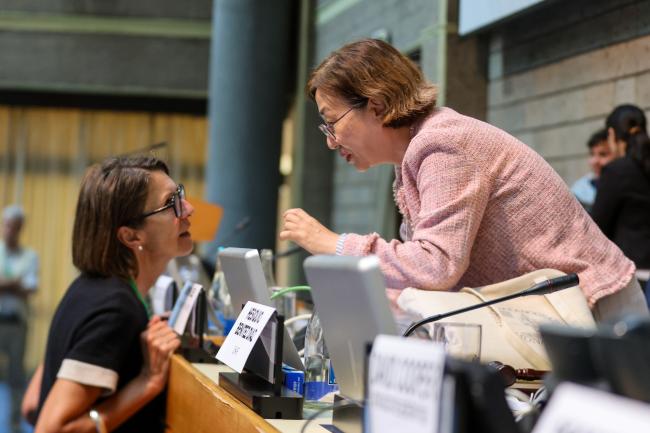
{"left": 498, "top": 0, "right": 650, "bottom": 76}
{"left": 487, "top": 0, "right": 650, "bottom": 185}
{"left": 315, "top": 0, "right": 440, "bottom": 75}
{"left": 0, "top": 1, "right": 211, "bottom": 98}
{"left": 0, "top": 0, "right": 212, "bottom": 19}
{"left": 0, "top": 33, "right": 209, "bottom": 97}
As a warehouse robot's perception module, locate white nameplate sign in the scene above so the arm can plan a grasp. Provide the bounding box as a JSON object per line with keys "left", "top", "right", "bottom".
{"left": 533, "top": 382, "right": 650, "bottom": 433}
{"left": 216, "top": 301, "right": 275, "bottom": 373}
{"left": 168, "top": 281, "right": 202, "bottom": 335}
{"left": 151, "top": 275, "right": 175, "bottom": 316}
{"left": 367, "top": 335, "right": 446, "bottom": 433}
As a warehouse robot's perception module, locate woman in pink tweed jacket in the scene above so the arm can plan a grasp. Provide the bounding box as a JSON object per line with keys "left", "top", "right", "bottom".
{"left": 280, "top": 39, "right": 647, "bottom": 321}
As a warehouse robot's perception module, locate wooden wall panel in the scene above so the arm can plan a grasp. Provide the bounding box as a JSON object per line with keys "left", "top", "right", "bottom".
{"left": 0, "top": 104, "right": 208, "bottom": 370}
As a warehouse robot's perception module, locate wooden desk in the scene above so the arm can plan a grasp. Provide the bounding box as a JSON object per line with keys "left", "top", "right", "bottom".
{"left": 166, "top": 355, "right": 331, "bottom": 433}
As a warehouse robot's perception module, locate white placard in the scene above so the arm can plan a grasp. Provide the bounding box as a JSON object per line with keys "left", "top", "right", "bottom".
{"left": 216, "top": 301, "right": 276, "bottom": 373}
{"left": 168, "top": 281, "right": 202, "bottom": 335}
{"left": 533, "top": 382, "right": 650, "bottom": 433}
{"left": 150, "top": 275, "right": 175, "bottom": 315}
{"left": 366, "top": 335, "right": 446, "bottom": 433}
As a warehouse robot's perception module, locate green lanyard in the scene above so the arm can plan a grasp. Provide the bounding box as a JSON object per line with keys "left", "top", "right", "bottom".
{"left": 128, "top": 278, "right": 152, "bottom": 319}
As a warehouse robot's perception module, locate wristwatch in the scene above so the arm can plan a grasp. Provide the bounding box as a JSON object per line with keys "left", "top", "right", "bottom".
{"left": 89, "top": 409, "right": 107, "bottom": 433}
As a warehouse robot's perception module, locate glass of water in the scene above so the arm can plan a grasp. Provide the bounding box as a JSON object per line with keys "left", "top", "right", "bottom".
{"left": 432, "top": 322, "right": 482, "bottom": 362}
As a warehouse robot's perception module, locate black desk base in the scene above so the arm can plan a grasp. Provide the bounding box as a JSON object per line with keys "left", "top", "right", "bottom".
{"left": 219, "top": 371, "right": 304, "bottom": 419}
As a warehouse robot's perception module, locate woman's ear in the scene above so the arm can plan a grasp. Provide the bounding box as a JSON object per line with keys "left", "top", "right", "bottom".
{"left": 367, "top": 98, "right": 386, "bottom": 120}
{"left": 117, "top": 226, "right": 143, "bottom": 252}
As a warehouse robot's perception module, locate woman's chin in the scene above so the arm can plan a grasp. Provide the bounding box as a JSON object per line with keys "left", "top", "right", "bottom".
{"left": 178, "top": 237, "right": 194, "bottom": 256}
{"left": 354, "top": 161, "right": 370, "bottom": 172}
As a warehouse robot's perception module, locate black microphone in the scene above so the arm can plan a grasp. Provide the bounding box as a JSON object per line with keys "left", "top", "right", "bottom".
{"left": 217, "top": 216, "right": 251, "bottom": 247}
{"left": 402, "top": 273, "right": 579, "bottom": 337}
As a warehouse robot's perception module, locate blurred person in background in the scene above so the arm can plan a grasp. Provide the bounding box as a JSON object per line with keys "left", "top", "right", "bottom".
{"left": 571, "top": 129, "right": 615, "bottom": 212}
{"left": 0, "top": 205, "right": 38, "bottom": 433}
{"left": 281, "top": 39, "right": 647, "bottom": 323}
{"left": 22, "top": 156, "right": 192, "bottom": 433}
{"left": 592, "top": 104, "right": 650, "bottom": 302}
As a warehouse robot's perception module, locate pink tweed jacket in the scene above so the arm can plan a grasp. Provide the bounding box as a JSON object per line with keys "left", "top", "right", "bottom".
{"left": 341, "top": 107, "right": 635, "bottom": 307}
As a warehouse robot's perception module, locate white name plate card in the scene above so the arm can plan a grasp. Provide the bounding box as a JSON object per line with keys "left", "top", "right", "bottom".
{"left": 367, "top": 335, "right": 446, "bottom": 433}
{"left": 216, "top": 301, "right": 276, "bottom": 373}
{"left": 533, "top": 382, "right": 650, "bottom": 433}
{"left": 151, "top": 275, "right": 175, "bottom": 316}
{"left": 168, "top": 281, "right": 202, "bottom": 335}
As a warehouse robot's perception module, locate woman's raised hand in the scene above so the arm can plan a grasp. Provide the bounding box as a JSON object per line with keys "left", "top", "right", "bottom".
{"left": 139, "top": 315, "right": 181, "bottom": 394}
{"left": 280, "top": 208, "right": 339, "bottom": 255}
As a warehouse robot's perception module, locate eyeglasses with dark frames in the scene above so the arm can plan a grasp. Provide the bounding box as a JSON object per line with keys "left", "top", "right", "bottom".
{"left": 318, "top": 106, "right": 357, "bottom": 140}
{"left": 140, "top": 184, "right": 186, "bottom": 220}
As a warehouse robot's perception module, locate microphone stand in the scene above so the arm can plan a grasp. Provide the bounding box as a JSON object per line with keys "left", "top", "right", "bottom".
{"left": 273, "top": 245, "right": 303, "bottom": 260}
{"left": 402, "top": 273, "right": 579, "bottom": 337}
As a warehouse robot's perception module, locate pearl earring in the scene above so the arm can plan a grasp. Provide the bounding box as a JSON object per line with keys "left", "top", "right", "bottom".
{"left": 138, "top": 245, "right": 143, "bottom": 251}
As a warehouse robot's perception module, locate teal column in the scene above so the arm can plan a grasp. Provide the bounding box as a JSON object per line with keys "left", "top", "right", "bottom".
{"left": 205, "top": 0, "right": 292, "bottom": 254}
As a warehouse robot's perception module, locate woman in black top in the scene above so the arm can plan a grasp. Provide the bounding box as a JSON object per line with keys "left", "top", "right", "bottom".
{"left": 28, "top": 156, "right": 194, "bottom": 433}
{"left": 592, "top": 104, "right": 650, "bottom": 271}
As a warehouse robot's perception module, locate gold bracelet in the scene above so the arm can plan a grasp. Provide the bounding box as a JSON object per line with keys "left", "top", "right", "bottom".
{"left": 89, "top": 409, "right": 107, "bottom": 433}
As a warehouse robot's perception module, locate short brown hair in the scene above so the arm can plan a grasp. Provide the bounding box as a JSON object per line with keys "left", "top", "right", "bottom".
{"left": 72, "top": 156, "right": 169, "bottom": 280}
{"left": 307, "top": 39, "right": 437, "bottom": 128}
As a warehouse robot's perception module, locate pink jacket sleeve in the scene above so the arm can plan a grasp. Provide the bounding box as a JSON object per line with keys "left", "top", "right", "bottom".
{"left": 341, "top": 144, "right": 491, "bottom": 291}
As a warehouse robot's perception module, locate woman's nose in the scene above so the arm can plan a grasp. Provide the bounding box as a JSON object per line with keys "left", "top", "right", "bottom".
{"left": 182, "top": 198, "right": 195, "bottom": 218}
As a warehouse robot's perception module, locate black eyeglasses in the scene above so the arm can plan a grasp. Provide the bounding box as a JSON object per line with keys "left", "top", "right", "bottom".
{"left": 318, "top": 106, "right": 356, "bottom": 140}
{"left": 140, "top": 184, "right": 186, "bottom": 220}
